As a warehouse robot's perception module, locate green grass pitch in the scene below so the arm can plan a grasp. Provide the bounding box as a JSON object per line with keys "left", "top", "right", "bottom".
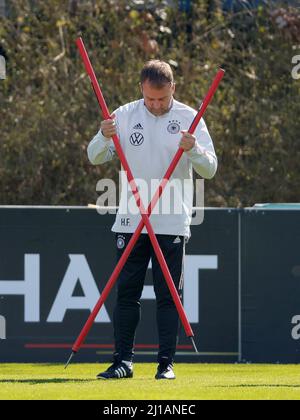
{"left": 0, "top": 363, "right": 299, "bottom": 400}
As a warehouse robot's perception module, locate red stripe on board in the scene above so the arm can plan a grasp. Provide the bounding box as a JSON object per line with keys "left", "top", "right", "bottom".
{"left": 24, "top": 343, "right": 193, "bottom": 350}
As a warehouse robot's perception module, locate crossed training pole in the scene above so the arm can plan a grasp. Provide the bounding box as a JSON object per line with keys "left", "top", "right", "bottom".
{"left": 65, "top": 37, "right": 224, "bottom": 368}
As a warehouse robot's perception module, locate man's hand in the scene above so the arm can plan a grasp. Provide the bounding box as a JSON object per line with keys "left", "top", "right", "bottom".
{"left": 100, "top": 114, "right": 117, "bottom": 139}
{"left": 179, "top": 130, "right": 196, "bottom": 152}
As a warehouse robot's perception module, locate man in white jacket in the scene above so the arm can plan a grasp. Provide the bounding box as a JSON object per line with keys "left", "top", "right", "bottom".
{"left": 87, "top": 60, "right": 217, "bottom": 380}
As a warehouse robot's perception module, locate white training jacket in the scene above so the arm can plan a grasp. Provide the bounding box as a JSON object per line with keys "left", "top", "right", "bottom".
{"left": 87, "top": 98, "right": 217, "bottom": 238}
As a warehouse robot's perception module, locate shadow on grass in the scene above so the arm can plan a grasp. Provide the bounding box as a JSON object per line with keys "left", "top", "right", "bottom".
{"left": 213, "top": 384, "right": 300, "bottom": 388}
{"left": 0, "top": 379, "right": 97, "bottom": 385}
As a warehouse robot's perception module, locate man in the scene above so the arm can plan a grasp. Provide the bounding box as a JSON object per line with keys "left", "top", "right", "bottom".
{"left": 87, "top": 60, "right": 217, "bottom": 380}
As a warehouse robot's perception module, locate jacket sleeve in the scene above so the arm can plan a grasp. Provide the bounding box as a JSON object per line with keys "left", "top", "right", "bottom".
{"left": 87, "top": 129, "right": 117, "bottom": 165}
{"left": 185, "top": 118, "right": 218, "bottom": 179}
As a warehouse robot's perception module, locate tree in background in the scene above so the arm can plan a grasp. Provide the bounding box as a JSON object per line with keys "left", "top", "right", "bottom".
{"left": 0, "top": 0, "right": 299, "bottom": 207}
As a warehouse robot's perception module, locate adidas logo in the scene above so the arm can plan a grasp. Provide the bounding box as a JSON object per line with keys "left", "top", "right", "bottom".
{"left": 133, "top": 123, "right": 143, "bottom": 130}
{"left": 115, "top": 366, "right": 128, "bottom": 378}
{"left": 173, "top": 236, "right": 181, "bottom": 244}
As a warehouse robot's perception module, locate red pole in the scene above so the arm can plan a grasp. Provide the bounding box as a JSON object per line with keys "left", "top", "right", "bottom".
{"left": 76, "top": 36, "right": 195, "bottom": 333}
{"left": 65, "top": 38, "right": 224, "bottom": 367}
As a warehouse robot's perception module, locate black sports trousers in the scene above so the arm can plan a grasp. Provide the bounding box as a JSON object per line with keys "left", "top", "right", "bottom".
{"left": 113, "top": 232, "right": 185, "bottom": 365}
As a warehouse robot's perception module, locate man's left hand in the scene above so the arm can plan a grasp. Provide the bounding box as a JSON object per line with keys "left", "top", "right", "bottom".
{"left": 179, "top": 131, "right": 196, "bottom": 152}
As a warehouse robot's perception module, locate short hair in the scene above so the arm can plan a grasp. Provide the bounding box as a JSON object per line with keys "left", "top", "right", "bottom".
{"left": 140, "top": 60, "right": 174, "bottom": 88}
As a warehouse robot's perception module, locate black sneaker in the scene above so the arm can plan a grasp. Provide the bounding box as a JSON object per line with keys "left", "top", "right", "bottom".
{"left": 97, "top": 361, "right": 133, "bottom": 380}
{"left": 155, "top": 363, "right": 176, "bottom": 380}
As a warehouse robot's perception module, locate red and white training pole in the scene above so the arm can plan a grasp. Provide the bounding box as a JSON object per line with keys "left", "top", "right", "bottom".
{"left": 65, "top": 37, "right": 224, "bottom": 368}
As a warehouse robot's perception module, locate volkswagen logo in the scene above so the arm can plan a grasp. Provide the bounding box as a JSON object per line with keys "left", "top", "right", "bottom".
{"left": 130, "top": 132, "right": 144, "bottom": 146}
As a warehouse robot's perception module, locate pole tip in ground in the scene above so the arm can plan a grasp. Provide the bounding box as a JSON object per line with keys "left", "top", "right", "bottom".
{"left": 64, "top": 351, "right": 75, "bottom": 370}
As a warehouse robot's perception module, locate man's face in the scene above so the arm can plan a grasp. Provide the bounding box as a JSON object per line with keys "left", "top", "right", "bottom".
{"left": 141, "top": 80, "right": 175, "bottom": 116}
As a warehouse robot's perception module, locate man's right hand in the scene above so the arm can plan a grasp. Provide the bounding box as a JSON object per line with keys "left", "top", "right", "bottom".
{"left": 101, "top": 114, "right": 117, "bottom": 139}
